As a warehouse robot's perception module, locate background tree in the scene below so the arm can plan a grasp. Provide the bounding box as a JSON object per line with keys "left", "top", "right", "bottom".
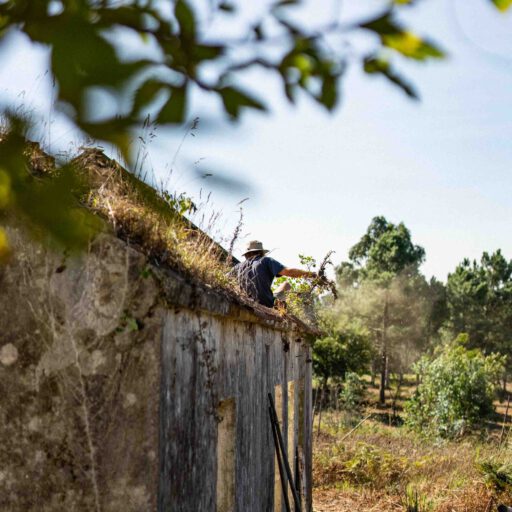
{"left": 446, "top": 250, "right": 512, "bottom": 393}
{"left": 424, "top": 276, "right": 448, "bottom": 347}
{"left": 405, "top": 334, "right": 505, "bottom": 439}
{"left": 313, "top": 327, "right": 373, "bottom": 389}
{"left": 335, "top": 216, "right": 437, "bottom": 404}
{"left": 312, "top": 316, "right": 373, "bottom": 419}
{"left": 347, "top": 215, "right": 426, "bottom": 280}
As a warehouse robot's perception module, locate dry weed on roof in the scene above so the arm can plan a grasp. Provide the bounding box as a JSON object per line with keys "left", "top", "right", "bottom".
{"left": 3, "top": 139, "right": 318, "bottom": 332}
{"left": 69, "top": 148, "right": 318, "bottom": 333}
{"left": 73, "top": 148, "right": 238, "bottom": 288}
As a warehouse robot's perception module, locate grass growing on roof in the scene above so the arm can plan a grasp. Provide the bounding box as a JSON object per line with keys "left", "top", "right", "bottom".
{"left": 4, "top": 138, "right": 321, "bottom": 327}
{"left": 73, "top": 148, "right": 237, "bottom": 291}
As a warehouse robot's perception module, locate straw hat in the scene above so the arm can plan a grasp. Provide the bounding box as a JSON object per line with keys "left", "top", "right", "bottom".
{"left": 243, "top": 240, "right": 269, "bottom": 256}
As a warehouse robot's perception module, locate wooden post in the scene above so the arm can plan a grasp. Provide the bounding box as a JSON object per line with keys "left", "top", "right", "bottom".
{"left": 379, "top": 294, "right": 389, "bottom": 405}
{"left": 316, "top": 379, "right": 326, "bottom": 439}
{"left": 499, "top": 395, "right": 511, "bottom": 447}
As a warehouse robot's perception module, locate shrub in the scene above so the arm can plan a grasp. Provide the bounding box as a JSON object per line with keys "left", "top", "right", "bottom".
{"left": 314, "top": 441, "right": 409, "bottom": 489}
{"left": 313, "top": 330, "right": 373, "bottom": 384}
{"left": 342, "top": 443, "right": 408, "bottom": 489}
{"left": 405, "top": 334, "right": 505, "bottom": 438}
{"left": 479, "top": 459, "right": 512, "bottom": 493}
{"left": 340, "top": 372, "right": 366, "bottom": 412}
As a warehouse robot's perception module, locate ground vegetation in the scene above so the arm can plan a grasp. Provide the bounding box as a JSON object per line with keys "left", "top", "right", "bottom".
{"left": 311, "top": 216, "right": 512, "bottom": 509}
{"left": 312, "top": 378, "right": 512, "bottom": 512}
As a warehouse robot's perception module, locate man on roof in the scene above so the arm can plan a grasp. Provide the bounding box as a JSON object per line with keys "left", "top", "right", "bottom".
{"left": 232, "top": 240, "right": 317, "bottom": 308}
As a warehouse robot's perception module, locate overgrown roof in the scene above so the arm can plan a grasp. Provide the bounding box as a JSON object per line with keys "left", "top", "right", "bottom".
{"left": 21, "top": 142, "right": 318, "bottom": 336}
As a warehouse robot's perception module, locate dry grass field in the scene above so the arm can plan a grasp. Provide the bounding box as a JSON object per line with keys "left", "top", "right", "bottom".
{"left": 312, "top": 379, "right": 512, "bottom": 512}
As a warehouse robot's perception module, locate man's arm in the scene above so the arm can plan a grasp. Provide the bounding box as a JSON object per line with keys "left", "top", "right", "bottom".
{"left": 278, "top": 268, "right": 317, "bottom": 279}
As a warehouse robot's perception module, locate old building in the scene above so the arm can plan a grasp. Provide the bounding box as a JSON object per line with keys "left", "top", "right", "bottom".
{"left": 0, "top": 149, "right": 315, "bottom": 511}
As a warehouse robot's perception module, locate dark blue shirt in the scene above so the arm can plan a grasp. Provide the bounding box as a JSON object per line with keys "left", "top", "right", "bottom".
{"left": 233, "top": 256, "right": 285, "bottom": 307}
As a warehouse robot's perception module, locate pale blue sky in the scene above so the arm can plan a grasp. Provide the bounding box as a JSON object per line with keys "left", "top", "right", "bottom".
{"left": 0, "top": 0, "right": 511, "bottom": 280}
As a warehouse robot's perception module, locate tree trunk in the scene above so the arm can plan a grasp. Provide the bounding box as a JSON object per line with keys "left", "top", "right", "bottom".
{"left": 500, "top": 372, "right": 508, "bottom": 403}
{"left": 312, "top": 385, "right": 319, "bottom": 417}
{"left": 379, "top": 355, "right": 386, "bottom": 405}
{"left": 316, "top": 378, "right": 328, "bottom": 438}
{"left": 379, "top": 295, "right": 389, "bottom": 405}
{"left": 391, "top": 375, "right": 403, "bottom": 422}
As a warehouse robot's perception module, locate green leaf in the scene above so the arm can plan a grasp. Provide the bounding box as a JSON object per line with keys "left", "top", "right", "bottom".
{"left": 0, "top": 168, "right": 11, "bottom": 209}
{"left": 492, "top": 0, "right": 512, "bottom": 11}
{"left": 361, "top": 12, "right": 443, "bottom": 61}
{"left": 157, "top": 85, "right": 188, "bottom": 124}
{"left": 96, "top": 6, "right": 147, "bottom": 30}
{"left": 292, "top": 53, "right": 314, "bottom": 75}
{"left": 132, "top": 79, "right": 169, "bottom": 115}
{"left": 319, "top": 75, "right": 339, "bottom": 111}
{"left": 218, "top": 2, "right": 235, "bottom": 13}
{"left": 175, "top": 0, "right": 196, "bottom": 39}
{"left": 360, "top": 11, "right": 401, "bottom": 36}
{"left": 219, "top": 86, "right": 266, "bottom": 119}
{"left": 127, "top": 317, "right": 139, "bottom": 332}
{"left": 192, "top": 44, "right": 224, "bottom": 62}
{"left": 0, "top": 13, "right": 10, "bottom": 34}
{"left": 39, "top": 17, "right": 150, "bottom": 113}
{"left": 0, "top": 121, "right": 102, "bottom": 251}
{"left": 383, "top": 31, "right": 444, "bottom": 60}
{"left": 363, "top": 56, "right": 418, "bottom": 99}
{"left": 0, "top": 227, "right": 9, "bottom": 263}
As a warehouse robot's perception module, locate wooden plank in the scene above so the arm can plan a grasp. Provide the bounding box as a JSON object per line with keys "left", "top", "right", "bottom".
{"left": 216, "top": 398, "right": 236, "bottom": 512}
{"left": 159, "top": 309, "right": 312, "bottom": 512}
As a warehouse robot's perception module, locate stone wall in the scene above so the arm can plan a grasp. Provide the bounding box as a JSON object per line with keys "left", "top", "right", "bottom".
{"left": 0, "top": 227, "right": 312, "bottom": 511}
{"left": 0, "top": 229, "right": 162, "bottom": 512}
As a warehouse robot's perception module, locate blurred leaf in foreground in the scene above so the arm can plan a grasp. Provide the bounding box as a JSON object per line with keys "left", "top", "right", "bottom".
{"left": 0, "top": 227, "right": 10, "bottom": 262}
{"left": 363, "top": 56, "right": 418, "bottom": 99}
{"left": 361, "top": 13, "right": 444, "bottom": 61}
{"left": 492, "top": 0, "right": 512, "bottom": 12}
{"left": 383, "top": 31, "right": 444, "bottom": 60}
{"left": 0, "top": 115, "right": 101, "bottom": 252}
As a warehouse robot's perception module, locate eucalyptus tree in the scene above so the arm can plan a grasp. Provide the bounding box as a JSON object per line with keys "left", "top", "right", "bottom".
{"left": 336, "top": 216, "right": 435, "bottom": 404}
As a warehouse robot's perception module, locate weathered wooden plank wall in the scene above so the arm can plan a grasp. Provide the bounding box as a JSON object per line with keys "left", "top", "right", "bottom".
{"left": 159, "top": 308, "right": 312, "bottom": 512}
